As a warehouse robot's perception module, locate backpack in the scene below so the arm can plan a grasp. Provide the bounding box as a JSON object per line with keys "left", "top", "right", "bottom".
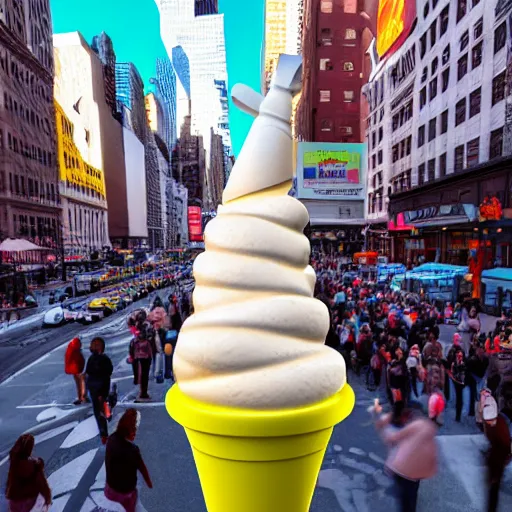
{"left": 134, "top": 336, "right": 152, "bottom": 360}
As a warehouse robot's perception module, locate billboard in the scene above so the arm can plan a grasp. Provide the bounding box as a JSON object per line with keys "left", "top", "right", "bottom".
{"left": 376, "top": 0, "right": 416, "bottom": 58}
{"left": 188, "top": 206, "right": 204, "bottom": 242}
{"left": 296, "top": 143, "right": 366, "bottom": 201}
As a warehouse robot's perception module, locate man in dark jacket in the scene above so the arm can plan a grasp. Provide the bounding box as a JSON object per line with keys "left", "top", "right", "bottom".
{"left": 86, "top": 337, "right": 113, "bottom": 444}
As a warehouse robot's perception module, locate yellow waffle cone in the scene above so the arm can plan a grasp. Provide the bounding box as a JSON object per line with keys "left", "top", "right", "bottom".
{"left": 166, "top": 384, "right": 355, "bottom": 512}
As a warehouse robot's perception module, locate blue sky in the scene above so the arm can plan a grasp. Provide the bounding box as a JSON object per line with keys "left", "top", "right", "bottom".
{"left": 51, "top": 0, "right": 265, "bottom": 157}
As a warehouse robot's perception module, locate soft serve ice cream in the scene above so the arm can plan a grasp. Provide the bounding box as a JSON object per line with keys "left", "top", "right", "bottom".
{"left": 173, "top": 55, "right": 346, "bottom": 409}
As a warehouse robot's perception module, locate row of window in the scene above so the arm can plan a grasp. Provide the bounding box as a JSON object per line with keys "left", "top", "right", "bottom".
{"left": 392, "top": 100, "right": 414, "bottom": 132}
{"left": 320, "top": 0, "right": 358, "bottom": 15}
{"left": 392, "top": 136, "right": 412, "bottom": 163}
{"left": 4, "top": 92, "right": 52, "bottom": 135}
{"left": 13, "top": 214, "right": 57, "bottom": 241}
{"left": 63, "top": 150, "right": 102, "bottom": 181}
{"left": 1, "top": 129, "right": 54, "bottom": 168}
{"left": 319, "top": 89, "right": 356, "bottom": 103}
{"left": 319, "top": 120, "right": 354, "bottom": 136}
{"left": 8, "top": 172, "right": 57, "bottom": 203}
{"left": 64, "top": 179, "right": 104, "bottom": 200}
{"left": 319, "top": 58, "right": 355, "bottom": 72}
{"left": 391, "top": 170, "right": 413, "bottom": 194}
{"left": 369, "top": 127, "right": 383, "bottom": 150}
{"left": 370, "top": 150, "right": 383, "bottom": 170}
{"left": 319, "top": 27, "right": 357, "bottom": 47}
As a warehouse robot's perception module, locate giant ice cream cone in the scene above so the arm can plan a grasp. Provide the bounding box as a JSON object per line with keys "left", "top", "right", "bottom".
{"left": 167, "top": 54, "right": 354, "bottom": 511}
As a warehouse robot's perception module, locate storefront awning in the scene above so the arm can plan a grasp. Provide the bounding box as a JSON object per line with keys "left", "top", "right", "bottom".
{"left": 410, "top": 215, "right": 474, "bottom": 228}
{"left": 309, "top": 218, "right": 366, "bottom": 226}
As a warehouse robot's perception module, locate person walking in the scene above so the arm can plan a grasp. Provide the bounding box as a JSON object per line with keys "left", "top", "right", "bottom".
{"left": 450, "top": 349, "right": 467, "bottom": 422}
{"left": 371, "top": 400, "right": 438, "bottom": 512}
{"left": 64, "top": 337, "right": 86, "bottom": 405}
{"left": 132, "top": 311, "right": 154, "bottom": 402}
{"left": 104, "top": 409, "right": 153, "bottom": 512}
{"left": 85, "top": 337, "right": 114, "bottom": 444}
{"left": 482, "top": 396, "right": 511, "bottom": 512}
{"left": 5, "top": 434, "right": 52, "bottom": 512}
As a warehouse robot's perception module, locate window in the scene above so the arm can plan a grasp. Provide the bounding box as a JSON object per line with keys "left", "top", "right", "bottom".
{"left": 320, "top": 28, "right": 332, "bottom": 46}
{"left": 420, "top": 87, "right": 427, "bottom": 109}
{"left": 378, "top": 127, "right": 383, "bottom": 142}
{"left": 418, "top": 125, "right": 425, "bottom": 147}
{"left": 440, "top": 6, "right": 449, "bottom": 35}
{"left": 429, "top": 77, "right": 438, "bottom": 100}
{"left": 430, "top": 20, "right": 437, "bottom": 48}
{"left": 372, "top": 131, "right": 376, "bottom": 147}
{"left": 474, "top": 18, "right": 483, "bottom": 39}
{"left": 320, "top": 1, "right": 333, "bottom": 13}
{"left": 431, "top": 57, "right": 439, "bottom": 75}
{"left": 320, "top": 119, "right": 332, "bottom": 131}
{"left": 472, "top": 42, "right": 482, "bottom": 69}
{"left": 423, "top": 2, "right": 429, "bottom": 18}
{"left": 406, "top": 136, "right": 412, "bottom": 155}
{"left": 378, "top": 150, "right": 383, "bottom": 164}
{"left": 469, "top": 87, "right": 481, "bottom": 117}
{"left": 420, "top": 32, "right": 427, "bottom": 58}
{"left": 343, "top": 90, "right": 354, "bottom": 102}
{"left": 467, "top": 137, "right": 479, "bottom": 167}
{"left": 343, "top": 0, "right": 356, "bottom": 13}
{"left": 319, "top": 58, "right": 333, "bottom": 70}
{"left": 428, "top": 118, "right": 436, "bottom": 141}
{"left": 472, "top": 0, "right": 480, "bottom": 5}
{"left": 428, "top": 159, "right": 436, "bottom": 181}
{"left": 421, "top": 67, "right": 428, "bottom": 83}
{"left": 392, "top": 144, "right": 399, "bottom": 163}
{"left": 490, "top": 127, "right": 504, "bottom": 159}
{"left": 492, "top": 71, "right": 506, "bottom": 105}
{"left": 460, "top": 31, "right": 469, "bottom": 52}
{"left": 433, "top": 0, "right": 439, "bottom": 7}
{"left": 345, "top": 28, "right": 356, "bottom": 40}
{"left": 455, "top": 98, "right": 466, "bottom": 126}
{"left": 442, "top": 44, "right": 450, "bottom": 65}
{"left": 495, "top": 22, "right": 507, "bottom": 54}
{"left": 418, "top": 163, "right": 425, "bottom": 186}
{"left": 440, "top": 109, "right": 448, "bottom": 133}
{"left": 457, "top": 0, "right": 467, "bottom": 23}
{"left": 457, "top": 54, "right": 468, "bottom": 80}
{"left": 442, "top": 68, "right": 450, "bottom": 92}
{"left": 439, "top": 153, "right": 447, "bottom": 177}
{"left": 319, "top": 90, "right": 331, "bottom": 102}
{"left": 343, "top": 61, "right": 354, "bottom": 71}
{"left": 372, "top": 154, "right": 376, "bottom": 169}
{"left": 454, "top": 145, "right": 464, "bottom": 171}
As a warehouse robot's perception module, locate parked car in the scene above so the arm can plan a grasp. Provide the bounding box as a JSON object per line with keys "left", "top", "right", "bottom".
{"left": 87, "top": 297, "right": 116, "bottom": 320}
{"left": 43, "top": 306, "right": 65, "bottom": 327}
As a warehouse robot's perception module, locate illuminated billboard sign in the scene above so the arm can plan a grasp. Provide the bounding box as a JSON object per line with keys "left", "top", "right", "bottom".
{"left": 188, "top": 206, "right": 204, "bottom": 242}
{"left": 296, "top": 143, "right": 366, "bottom": 201}
{"left": 376, "top": 0, "right": 416, "bottom": 58}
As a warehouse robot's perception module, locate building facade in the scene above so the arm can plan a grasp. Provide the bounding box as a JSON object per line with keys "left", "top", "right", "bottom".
{"left": 0, "top": 0, "right": 61, "bottom": 247}
{"left": 366, "top": 0, "right": 512, "bottom": 265}
{"left": 265, "top": 1, "right": 288, "bottom": 90}
{"left": 91, "top": 32, "right": 118, "bottom": 120}
{"left": 153, "top": 57, "right": 177, "bottom": 151}
{"left": 167, "top": 177, "right": 188, "bottom": 248}
{"left": 286, "top": 0, "right": 304, "bottom": 56}
{"left": 208, "top": 127, "right": 225, "bottom": 210}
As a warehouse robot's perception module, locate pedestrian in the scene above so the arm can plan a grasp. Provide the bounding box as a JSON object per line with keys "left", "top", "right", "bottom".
{"left": 64, "top": 337, "right": 86, "bottom": 405}
{"left": 371, "top": 399, "right": 438, "bottom": 512}
{"left": 482, "top": 396, "right": 511, "bottom": 512}
{"left": 105, "top": 409, "right": 153, "bottom": 512}
{"left": 85, "top": 337, "right": 114, "bottom": 444}
{"left": 132, "top": 311, "right": 154, "bottom": 402}
{"left": 5, "top": 434, "right": 52, "bottom": 512}
{"left": 450, "top": 350, "right": 467, "bottom": 422}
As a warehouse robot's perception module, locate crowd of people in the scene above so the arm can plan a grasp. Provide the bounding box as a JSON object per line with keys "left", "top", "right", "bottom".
{"left": 311, "top": 249, "right": 512, "bottom": 512}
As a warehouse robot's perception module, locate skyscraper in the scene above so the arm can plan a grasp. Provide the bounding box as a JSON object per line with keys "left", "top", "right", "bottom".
{"left": 194, "top": 0, "right": 218, "bottom": 16}
{"left": 91, "top": 32, "right": 118, "bottom": 119}
{"left": 265, "top": 1, "right": 287, "bottom": 90}
{"left": 0, "top": 0, "right": 61, "bottom": 247}
{"left": 153, "top": 57, "right": 178, "bottom": 150}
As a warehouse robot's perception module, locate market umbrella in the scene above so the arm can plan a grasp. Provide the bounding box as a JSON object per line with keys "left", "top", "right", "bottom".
{"left": 0, "top": 238, "right": 43, "bottom": 252}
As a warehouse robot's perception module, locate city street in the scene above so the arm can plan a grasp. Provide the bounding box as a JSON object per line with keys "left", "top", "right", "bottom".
{"left": 0, "top": 311, "right": 511, "bottom": 511}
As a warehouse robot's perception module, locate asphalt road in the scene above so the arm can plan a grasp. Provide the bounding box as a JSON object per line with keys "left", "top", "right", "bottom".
{"left": 0, "top": 309, "right": 511, "bottom": 511}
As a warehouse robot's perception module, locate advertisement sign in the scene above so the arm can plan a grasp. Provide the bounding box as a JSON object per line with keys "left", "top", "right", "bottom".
{"left": 478, "top": 196, "right": 503, "bottom": 221}
{"left": 188, "top": 206, "right": 204, "bottom": 242}
{"left": 296, "top": 143, "right": 366, "bottom": 201}
{"left": 376, "top": 0, "right": 417, "bottom": 59}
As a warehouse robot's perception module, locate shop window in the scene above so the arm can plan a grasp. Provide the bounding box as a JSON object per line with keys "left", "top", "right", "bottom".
{"left": 495, "top": 22, "right": 507, "bottom": 54}
{"left": 420, "top": 32, "right": 427, "bottom": 58}
{"left": 320, "top": 1, "right": 333, "bottom": 13}
{"left": 440, "top": 6, "right": 449, "bottom": 35}
{"left": 418, "top": 164, "right": 425, "bottom": 186}
{"left": 343, "top": 61, "right": 354, "bottom": 72}
{"left": 319, "top": 58, "right": 333, "bottom": 71}
{"left": 343, "top": 90, "right": 354, "bottom": 102}
{"left": 469, "top": 87, "right": 481, "bottom": 117}
{"left": 378, "top": 150, "right": 383, "bottom": 164}
{"left": 428, "top": 118, "right": 436, "bottom": 141}
{"left": 490, "top": 127, "right": 504, "bottom": 159}
{"left": 421, "top": 66, "right": 428, "bottom": 83}
{"left": 454, "top": 145, "right": 464, "bottom": 171}
{"left": 320, "top": 119, "right": 333, "bottom": 131}
{"left": 319, "top": 90, "right": 331, "bottom": 102}
{"left": 472, "top": 42, "right": 482, "bottom": 69}
{"left": 320, "top": 28, "right": 332, "bottom": 46}
{"left": 429, "top": 77, "right": 438, "bottom": 100}
{"left": 440, "top": 109, "right": 448, "bottom": 133}
{"left": 418, "top": 125, "right": 425, "bottom": 147}
{"left": 420, "top": 87, "right": 427, "bottom": 109}
{"left": 439, "top": 152, "right": 447, "bottom": 177}
{"left": 442, "top": 68, "right": 450, "bottom": 92}
{"left": 457, "top": 0, "right": 467, "bottom": 23}
{"left": 460, "top": 30, "right": 469, "bottom": 52}
{"left": 457, "top": 54, "right": 468, "bottom": 80}
{"left": 466, "top": 137, "right": 479, "bottom": 167}
{"left": 431, "top": 57, "right": 439, "bottom": 75}
{"left": 442, "top": 44, "right": 450, "bottom": 65}
{"left": 474, "top": 18, "right": 483, "bottom": 39}
{"left": 428, "top": 159, "right": 436, "bottom": 181}
{"left": 455, "top": 98, "right": 466, "bottom": 126}
{"left": 492, "top": 71, "right": 506, "bottom": 106}
{"left": 430, "top": 20, "right": 437, "bottom": 48}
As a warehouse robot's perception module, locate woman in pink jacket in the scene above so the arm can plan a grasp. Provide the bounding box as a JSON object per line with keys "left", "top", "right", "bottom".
{"left": 372, "top": 400, "right": 438, "bottom": 512}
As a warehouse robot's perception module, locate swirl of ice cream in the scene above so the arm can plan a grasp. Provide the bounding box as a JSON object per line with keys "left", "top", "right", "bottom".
{"left": 173, "top": 56, "right": 346, "bottom": 409}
